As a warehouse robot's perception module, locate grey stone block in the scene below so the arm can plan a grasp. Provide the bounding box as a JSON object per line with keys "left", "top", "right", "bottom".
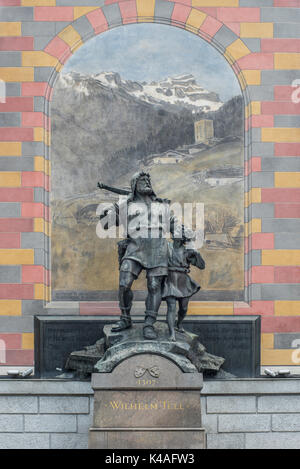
{"left": 34, "top": 187, "right": 49, "bottom": 205}
{"left": 0, "top": 202, "right": 20, "bottom": 218}
{"left": 239, "top": 0, "right": 273, "bottom": 5}
{"left": 252, "top": 142, "right": 274, "bottom": 157}
{"left": 6, "top": 83, "right": 21, "bottom": 97}
{"left": 272, "top": 414, "right": 300, "bottom": 432}
{"left": 55, "top": 22, "right": 72, "bottom": 34}
{"left": 274, "top": 115, "right": 300, "bottom": 128}
{"left": 248, "top": 85, "right": 274, "bottom": 101}
{"left": 39, "top": 396, "right": 90, "bottom": 414}
{"left": 241, "top": 38, "right": 261, "bottom": 53}
{"left": 219, "top": 414, "right": 271, "bottom": 433}
{"left": 262, "top": 8, "right": 300, "bottom": 23}
{"left": 201, "top": 413, "right": 218, "bottom": 434}
{"left": 34, "top": 96, "right": 45, "bottom": 113}
{"left": 214, "top": 26, "right": 238, "bottom": 50}
{"left": 0, "top": 433, "right": 49, "bottom": 449}
{"left": 73, "top": 15, "right": 94, "bottom": 42}
{"left": 102, "top": 3, "right": 122, "bottom": 27}
{"left": 0, "top": 113, "right": 20, "bottom": 127}
{"left": 207, "top": 433, "right": 245, "bottom": 449}
{"left": 250, "top": 203, "right": 274, "bottom": 218}
{"left": 0, "top": 156, "right": 34, "bottom": 171}
{"left": 275, "top": 22, "right": 300, "bottom": 38}
{"left": 22, "top": 21, "right": 56, "bottom": 36}
{"left": 261, "top": 70, "right": 300, "bottom": 85}
{"left": 34, "top": 36, "right": 54, "bottom": 51}
{"left": 202, "top": 379, "right": 300, "bottom": 395}
{"left": 22, "top": 300, "right": 45, "bottom": 315}
{"left": 0, "top": 266, "right": 21, "bottom": 283}
{"left": 251, "top": 128, "right": 261, "bottom": 143}
{"left": 275, "top": 233, "right": 300, "bottom": 249}
{"left": 274, "top": 332, "right": 300, "bottom": 350}
{"left": 50, "top": 433, "right": 88, "bottom": 449}
{"left": 34, "top": 248, "right": 49, "bottom": 267}
{"left": 34, "top": 67, "right": 55, "bottom": 83}
{"left": 261, "top": 157, "right": 300, "bottom": 172}
{"left": 262, "top": 218, "right": 300, "bottom": 233}
{"left": 0, "top": 7, "right": 33, "bottom": 21}
{"left": 0, "top": 52, "right": 21, "bottom": 67}
{"left": 207, "top": 396, "right": 256, "bottom": 414}
{"left": 251, "top": 250, "right": 261, "bottom": 266}
{"left": 24, "top": 414, "right": 77, "bottom": 433}
{"left": 251, "top": 172, "right": 274, "bottom": 188}
{"left": 0, "top": 415, "right": 23, "bottom": 432}
{"left": 248, "top": 284, "right": 262, "bottom": 300}
{"left": 77, "top": 413, "right": 93, "bottom": 434}
{"left": 261, "top": 284, "right": 300, "bottom": 301}
{"left": 258, "top": 395, "right": 300, "bottom": 413}
{"left": 155, "top": 0, "right": 174, "bottom": 21}
{"left": 21, "top": 232, "right": 48, "bottom": 249}
{"left": 22, "top": 141, "right": 45, "bottom": 157}
{"left": 0, "top": 396, "right": 38, "bottom": 414}
{"left": 0, "top": 316, "right": 33, "bottom": 333}
{"left": 246, "top": 432, "right": 300, "bottom": 449}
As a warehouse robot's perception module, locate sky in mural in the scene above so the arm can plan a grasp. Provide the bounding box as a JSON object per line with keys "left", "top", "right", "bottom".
{"left": 63, "top": 23, "right": 241, "bottom": 102}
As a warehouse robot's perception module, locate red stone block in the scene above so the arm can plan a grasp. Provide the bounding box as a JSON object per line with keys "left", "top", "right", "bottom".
{"left": 21, "top": 202, "right": 44, "bottom": 218}
{"left": 225, "top": 23, "right": 240, "bottom": 36}
{"left": 275, "top": 266, "right": 300, "bottom": 284}
{"left": 0, "top": 37, "right": 33, "bottom": 51}
{"left": 274, "top": 0, "right": 300, "bottom": 6}
{"left": 22, "top": 83, "right": 48, "bottom": 97}
{"left": 245, "top": 236, "right": 249, "bottom": 254}
{"left": 86, "top": 8, "right": 108, "bottom": 34}
{"left": 0, "top": 218, "right": 33, "bottom": 232}
{"left": 199, "top": 15, "right": 222, "bottom": 39}
{"left": 251, "top": 115, "right": 273, "bottom": 128}
{"left": 237, "top": 53, "right": 274, "bottom": 70}
{"left": 217, "top": 7, "right": 260, "bottom": 23}
{"left": 0, "top": 97, "right": 33, "bottom": 112}
{"left": 274, "top": 86, "right": 296, "bottom": 102}
{"left": 119, "top": 0, "right": 137, "bottom": 24}
{"left": 234, "top": 300, "right": 274, "bottom": 316}
{"left": 251, "top": 266, "right": 274, "bottom": 284}
{"left": 250, "top": 157, "right": 261, "bottom": 172}
{"left": 0, "top": 188, "right": 33, "bottom": 202}
{"left": 0, "top": 0, "right": 20, "bottom": 5}
{"left": 22, "top": 112, "right": 44, "bottom": 127}
{"left": 0, "top": 334, "right": 21, "bottom": 350}
{"left": 275, "top": 143, "right": 300, "bottom": 156}
{"left": 262, "top": 39, "right": 300, "bottom": 53}
{"left": 194, "top": 7, "right": 217, "bottom": 18}
{"left": 5, "top": 349, "right": 34, "bottom": 366}
{"left": 0, "top": 284, "right": 33, "bottom": 299}
{"left": 261, "top": 101, "right": 300, "bottom": 115}
{"left": 0, "top": 232, "right": 20, "bottom": 248}
{"left": 251, "top": 233, "right": 274, "bottom": 250}
{"left": 262, "top": 188, "right": 300, "bottom": 203}
{"left": 22, "top": 265, "right": 45, "bottom": 284}
{"left": 21, "top": 172, "right": 45, "bottom": 188}
{"left": 262, "top": 316, "right": 300, "bottom": 333}
{"left": 275, "top": 203, "right": 300, "bottom": 218}
{"left": 45, "top": 36, "right": 72, "bottom": 64}
{"left": 171, "top": 3, "right": 191, "bottom": 25}
{"left": 0, "top": 128, "right": 33, "bottom": 141}
{"left": 80, "top": 301, "right": 119, "bottom": 315}
{"left": 34, "top": 6, "right": 73, "bottom": 21}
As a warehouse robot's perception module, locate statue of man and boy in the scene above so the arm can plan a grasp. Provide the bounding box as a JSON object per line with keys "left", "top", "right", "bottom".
{"left": 98, "top": 171, "right": 205, "bottom": 341}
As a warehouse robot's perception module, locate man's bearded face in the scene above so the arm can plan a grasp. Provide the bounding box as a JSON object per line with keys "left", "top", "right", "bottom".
{"left": 136, "top": 174, "right": 153, "bottom": 195}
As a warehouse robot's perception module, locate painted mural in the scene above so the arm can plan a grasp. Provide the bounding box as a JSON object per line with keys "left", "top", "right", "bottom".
{"left": 51, "top": 23, "right": 244, "bottom": 301}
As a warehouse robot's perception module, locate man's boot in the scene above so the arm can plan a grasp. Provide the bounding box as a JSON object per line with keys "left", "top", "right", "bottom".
{"left": 143, "top": 311, "right": 157, "bottom": 340}
{"left": 111, "top": 308, "right": 132, "bottom": 332}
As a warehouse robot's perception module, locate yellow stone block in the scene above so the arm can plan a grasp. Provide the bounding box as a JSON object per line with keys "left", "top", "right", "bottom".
{"left": 240, "top": 23, "right": 273, "bottom": 39}
{"left": 251, "top": 101, "right": 261, "bottom": 115}
{"left": 185, "top": 9, "right": 206, "bottom": 32}
{"left": 187, "top": 301, "right": 234, "bottom": 315}
{"left": 34, "top": 218, "right": 50, "bottom": 235}
{"left": 262, "top": 250, "right": 300, "bottom": 266}
{"left": 245, "top": 104, "right": 250, "bottom": 119}
{"left": 251, "top": 218, "right": 261, "bottom": 234}
{"left": 275, "top": 53, "right": 300, "bottom": 70}
{"left": 22, "top": 51, "right": 57, "bottom": 67}
{"left": 35, "top": 284, "right": 50, "bottom": 301}
{"left": 192, "top": 0, "right": 238, "bottom": 6}
{"left": 74, "top": 7, "right": 98, "bottom": 20}
{"left": 242, "top": 70, "right": 261, "bottom": 86}
{"left": 275, "top": 172, "right": 300, "bottom": 188}
{"left": 0, "top": 67, "right": 34, "bottom": 82}
{"left": 262, "top": 128, "right": 300, "bottom": 143}
{"left": 0, "top": 142, "right": 21, "bottom": 157}
{"left": 0, "top": 249, "right": 34, "bottom": 265}
{"left": 226, "top": 39, "right": 251, "bottom": 64}
{"left": 0, "top": 300, "right": 21, "bottom": 316}
{"left": 261, "top": 349, "right": 298, "bottom": 366}
{"left": 22, "top": 0, "right": 55, "bottom": 4}
{"left": 58, "top": 25, "right": 83, "bottom": 51}
{"left": 22, "top": 333, "right": 34, "bottom": 350}
{"left": 261, "top": 333, "right": 274, "bottom": 350}
{"left": 0, "top": 172, "right": 21, "bottom": 187}
{"left": 245, "top": 188, "right": 261, "bottom": 208}
{"left": 0, "top": 22, "right": 21, "bottom": 37}
{"left": 275, "top": 301, "right": 300, "bottom": 316}
{"left": 137, "top": 0, "right": 155, "bottom": 19}
{"left": 34, "top": 127, "right": 44, "bottom": 142}
{"left": 35, "top": 157, "right": 50, "bottom": 175}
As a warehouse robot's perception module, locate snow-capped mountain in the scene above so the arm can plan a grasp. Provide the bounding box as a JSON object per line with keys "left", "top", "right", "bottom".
{"left": 58, "top": 71, "right": 223, "bottom": 113}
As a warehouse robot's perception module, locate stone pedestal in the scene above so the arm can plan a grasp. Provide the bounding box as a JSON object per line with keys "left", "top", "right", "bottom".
{"left": 89, "top": 354, "right": 205, "bottom": 449}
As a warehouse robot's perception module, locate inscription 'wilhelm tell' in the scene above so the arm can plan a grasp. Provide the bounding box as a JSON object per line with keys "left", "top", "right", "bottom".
{"left": 106, "top": 400, "right": 187, "bottom": 411}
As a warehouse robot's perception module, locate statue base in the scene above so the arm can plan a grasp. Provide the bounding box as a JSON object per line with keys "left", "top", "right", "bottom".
{"left": 89, "top": 353, "right": 205, "bottom": 449}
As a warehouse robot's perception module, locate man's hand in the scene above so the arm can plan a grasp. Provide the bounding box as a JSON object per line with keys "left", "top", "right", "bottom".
{"left": 97, "top": 181, "right": 104, "bottom": 189}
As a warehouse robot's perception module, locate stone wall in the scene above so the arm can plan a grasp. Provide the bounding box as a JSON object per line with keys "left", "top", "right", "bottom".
{"left": 0, "top": 378, "right": 299, "bottom": 449}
